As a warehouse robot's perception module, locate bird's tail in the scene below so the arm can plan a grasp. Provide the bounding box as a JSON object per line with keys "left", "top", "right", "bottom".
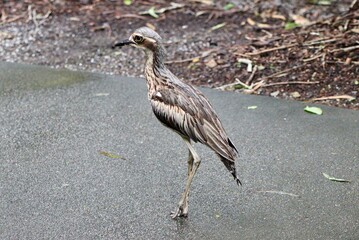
{"left": 218, "top": 155, "right": 242, "bottom": 186}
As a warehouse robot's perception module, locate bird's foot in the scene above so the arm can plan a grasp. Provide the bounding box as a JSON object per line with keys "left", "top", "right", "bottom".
{"left": 170, "top": 205, "right": 188, "bottom": 219}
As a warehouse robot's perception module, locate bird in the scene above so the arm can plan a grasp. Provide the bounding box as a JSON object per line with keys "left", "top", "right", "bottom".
{"left": 113, "top": 27, "right": 241, "bottom": 218}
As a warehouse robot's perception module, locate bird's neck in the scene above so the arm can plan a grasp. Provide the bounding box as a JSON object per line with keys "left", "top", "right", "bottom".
{"left": 144, "top": 46, "right": 166, "bottom": 71}
{"left": 144, "top": 47, "right": 168, "bottom": 93}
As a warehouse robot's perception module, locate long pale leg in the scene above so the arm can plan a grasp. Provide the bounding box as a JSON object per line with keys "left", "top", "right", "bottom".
{"left": 181, "top": 149, "right": 194, "bottom": 215}
{"left": 171, "top": 137, "right": 201, "bottom": 218}
{"left": 187, "top": 149, "right": 194, "bottom": 177}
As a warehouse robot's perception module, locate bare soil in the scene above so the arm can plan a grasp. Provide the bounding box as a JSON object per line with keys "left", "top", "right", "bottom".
{"left": 1, "top": 0, "right": 358, "bottom": 109}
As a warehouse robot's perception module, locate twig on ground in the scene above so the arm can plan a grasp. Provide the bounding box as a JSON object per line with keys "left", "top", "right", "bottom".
{"left": 330, "top": 45, "right": 359, "bottom": 53}
{"left": 216, "top": 78, "right": 251, "bottom": 90}
{"left": 303, "top": 53, "right": 325, "bottom": 62}
{"left": 309, "top": 95, "right": 356, "bottom": 102}
{"left": 27, "top": 5, "right": 51, "bottom": 36}
{"left": 262, "top": 81, "right": 319, "bottom": 87}
{"left": 244, "top": 43, "right": 298, "bottom": 56}
{"left": 237, "top": 58, "right": 253, "bottom": 72}
{"left": 165, "top": 57, "right": 198, "bottom": 64}
{"left": 165, "top": 48, "right": 218, "bottom": 64}
{"left": 328, "top": 60, "right": 359, "bottom": 65}
{"left": 245, "top": 65, "right": 258, "bottom": 85}
{"left": 243, "top": 80, "right": 265, "bottom": 94}
{"left": 0, "top": 15, "right": 24, "bottom": 25}
{"left": 350, "top": 0, "right": 359, "bottom": 12}
{"left": 139, "top": 2, "right": 185, "bottom": 16}
{"left": 91, "top": 23, "right": 112, "bottom": 37}
{"left": 218, "top": 65, "right": 309, "bottom": 92}
{"left": 243, "top": 35, "right": 344, "bottom": 57}
{"left": 304, "top": 37, "right": 341, "bottom": 46}
{"left": 265, "top": 65, "right": 303, "bottom": 79}
{"left": 116, "top": 14, "right": 148, "bottom": 20}
{"left": 322, "top": 53, "right": 326, "bottom": 69}
{"left": 256, "top": 190, "right": 300, "bottom": 197}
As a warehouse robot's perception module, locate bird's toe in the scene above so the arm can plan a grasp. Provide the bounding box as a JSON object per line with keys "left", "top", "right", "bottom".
{"left": 170, "top": 207, "right": 188, "bottom": 219}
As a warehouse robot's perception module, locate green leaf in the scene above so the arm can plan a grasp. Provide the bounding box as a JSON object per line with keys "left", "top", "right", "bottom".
{"left": 284, "top": 22, "right": 300, "bottom": 30}
{"left": 257, "top": 65, "right": 265, "bottom": 71}
{"left": 223, "top": 3, "right": 235, "bottom": 11}
{"left": 148, "top": 7, "right": 159, "bottom": 18}
{"left": 123, "top": 0, "right": 132, "bottom": 5}
{"left": 247, "top": 106, "right": 257, "bottom": 110}
{"left": 322, "top": 173, "right": 351, "bottom": 183}
{"left": 99, "top": 151, "right": 126, "bottom": 160}
{"left": 304, "top": 106, "right": 323, "bottom": 115}
{"left": 233, "top": 84, "right": 244, "bottom": 89}
{"left": 307, "top": 0, "right": 332, "bottom": 5}
{"left": 211, "top": 22, "right": 227, "bottom": 31}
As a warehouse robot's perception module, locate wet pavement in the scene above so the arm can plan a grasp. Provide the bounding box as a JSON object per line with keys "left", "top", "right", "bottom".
{"left": 0, "top": 62, "right": 358, "bottom": 239}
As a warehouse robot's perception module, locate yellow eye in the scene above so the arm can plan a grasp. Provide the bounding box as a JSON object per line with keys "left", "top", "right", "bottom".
{"left": 133, "top": 35, "right": 144, "bottom": 43}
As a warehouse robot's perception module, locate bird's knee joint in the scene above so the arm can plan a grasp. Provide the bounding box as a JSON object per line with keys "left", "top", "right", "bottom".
{"left": 193, "top": 157, "right": 201, "bottom": 166}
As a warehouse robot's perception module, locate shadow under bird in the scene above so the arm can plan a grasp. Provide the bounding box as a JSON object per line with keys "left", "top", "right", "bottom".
{"left": 113, "top": 27, "right": 241, "bottom": 218}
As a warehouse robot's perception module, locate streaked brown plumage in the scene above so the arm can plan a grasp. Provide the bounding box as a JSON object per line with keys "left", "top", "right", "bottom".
{"left": 114, "top": 27, "right": 241, "bottom": 218}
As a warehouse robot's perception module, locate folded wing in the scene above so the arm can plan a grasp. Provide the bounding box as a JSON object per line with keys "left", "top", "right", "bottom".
{"left": 150, "top": 84, "right": 238, "bottom": 163}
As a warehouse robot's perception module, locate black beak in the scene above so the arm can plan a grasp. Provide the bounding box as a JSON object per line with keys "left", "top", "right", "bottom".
{"left": 112, "top": 40, "right": 133, "bottom": 49}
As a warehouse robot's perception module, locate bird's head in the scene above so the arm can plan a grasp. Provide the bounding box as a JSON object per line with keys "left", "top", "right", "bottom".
{"left": 113, "top": 27, "right": 163, "bottom": 52}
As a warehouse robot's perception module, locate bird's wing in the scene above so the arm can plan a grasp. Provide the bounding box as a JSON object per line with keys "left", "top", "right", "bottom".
{"left": 150, "top": 85, "right": 237, "bottom": 161}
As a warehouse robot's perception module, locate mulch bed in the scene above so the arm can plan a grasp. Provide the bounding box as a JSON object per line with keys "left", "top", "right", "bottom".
{"left": 1, "top": 0, "right": 358, "bottom": 109}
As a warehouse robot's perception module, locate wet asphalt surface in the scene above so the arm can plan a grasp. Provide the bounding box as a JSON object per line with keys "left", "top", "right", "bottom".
{"left": 0, "top": 62, "right": 358, "bottom": 239}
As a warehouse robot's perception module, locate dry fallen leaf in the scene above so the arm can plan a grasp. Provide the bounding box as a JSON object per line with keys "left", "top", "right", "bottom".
{"left": 99, "top": 151, "right": 126, "bottom": 160}
{"left": 190, "top": 0, "right": 214, "bottom": 5}
{"left": 246, "top": 18, "right": 273, "bottom": 29}
{"left": 270, "top": 91, "right": 280, "bottom": 97}
{"left": 205, "top": 59, "right": 217, "bottom": 68}
{"left": 260, "top": 10, "right": 286, "bottom": 21}
{"left": 192, "top": 57, "right": 200, "bottom": 63}
{"left": 291, "top": 14, "right": 312, "bottom": 26}
{"left": 271, "top": 13, "right": 286, "bottom": 21}
{"left": 146, "top": 22, "right": 156, "bottom": 30}
{"left": 257, "top": 23, "right": 273, "bottom": 29}
{"left": 0, "top": 31, "right": 14, "bottom": 40}
{"left": 247, "top": 18, "right": 256, "bottom": 26}
{"left": 291, "top": 92, "right": 301, "bottom": 98}
{"left": 69, "top": 17, "right": 80, "bottom": 21}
